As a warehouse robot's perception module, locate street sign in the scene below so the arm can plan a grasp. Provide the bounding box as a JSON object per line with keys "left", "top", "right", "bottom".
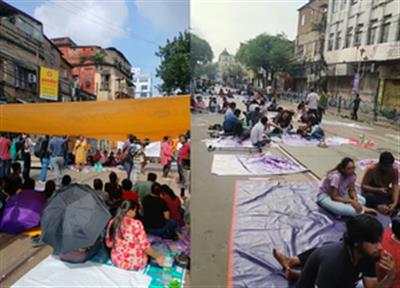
{"left": 39, "top": 67, "right": 59, "bottom": 101}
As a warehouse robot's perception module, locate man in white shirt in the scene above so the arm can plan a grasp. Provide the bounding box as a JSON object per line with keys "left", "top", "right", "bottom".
{"left": 306, "top": 88, "right": 320, "bottom": 118}
{"left": 225, "top": 102, "right": 236, "bottom": 118}
{"left": 250, "top": 117, "right": 271, "bottom": 150}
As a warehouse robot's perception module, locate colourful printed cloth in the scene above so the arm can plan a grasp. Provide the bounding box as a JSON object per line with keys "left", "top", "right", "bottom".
{"left": 281, "top": 134, "right": 350, "bottom": 147}
{"left": 105, "top": 217, "right": 150, "bottom": 271}
{"left": 204, "top": 137, "right": 279, "bottom": 149}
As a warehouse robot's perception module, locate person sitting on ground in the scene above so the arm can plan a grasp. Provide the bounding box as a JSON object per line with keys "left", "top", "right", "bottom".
{"left": 223, "top": 109, "right": 241, "bottom": 135}
{"left": 250, "top": 117, "right": 278, "bottom": 149}
{"left": 115, "top": 149, "right": 123, "bottom": 165}
{"left": 93, "top": 178, "right": 108, "bottom": 202}
{"left": 362, "top": 152, "right": 399, "bottom": 215}
{"left": 225, "top": 102, "right": 236, "bottom": 118}
{"left": 100, "top": 151, "right": 108, "bottom": 165}
{"left": 377, "top": 215, "right": 400, "bottom": 288}
{"left": 9, "top": 162, "right": 23, "bottom": 195}
{"left": 209, "top": 97, "right": 219, "bottom": 113}
{"left": 247, "top": 106, "right": 262, "bottom": 128}
{"left": 195, "top": 96, "right": 207, "bottom": 110}
{"left": 297, "top": 116, "right": 327, "bottom": 147}
{"left": 142, "top": 183, "right": 183, "bottom": 240}
{"left": 61, "top": 175, "right": 72, "bottom": 187}
{"left": 92, "top": 150, "right": 102, "bottom": 164}
{"left": 104, "top": 151, "right": 117, "bottom": 167}
{"left": 43, "top": 180, "right": 56, "bottom": 200}
{"left": 272, "top": 214, "right": 396, "bottom": 287}
{"left": 317, "top": 157, "right": 375, "bottom": 217}
{"left": 272, "top": 110, "right": 294, "bottom": 134}
{"left": 134, "top": 172, "right": 157, "bottom": 204}
{"left": 161, "top": 185, "right": 185, "bottom": 227}
{"left": 267, "top": 98, "right": 278, "bottom": 112}
{"left": 121, "top": 179, "right": 138, "bottom": 204}
{"left": 105, "top": 172, "right": 123, "bottom": 215}
{"left": 105, "top": 200, "right": 165, "bottom": 270}
{"left": 22, "top": 178, "right": 36, "bottom": 191}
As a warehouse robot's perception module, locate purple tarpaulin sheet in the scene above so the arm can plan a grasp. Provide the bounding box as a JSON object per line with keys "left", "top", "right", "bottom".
{"left": 204, "top": 137, "right": 279, "bottom": 149}
{"left": 0, "top": 189, "right": 47, "bottom": 234}
{"left": 212, "top": 154, "right": 306, "bottom": 176}
{"left": 229, "top": 182, "right": 391, "bottom": 288}
{"left": 358, "top": 159, "right": 400, "bottom": 171}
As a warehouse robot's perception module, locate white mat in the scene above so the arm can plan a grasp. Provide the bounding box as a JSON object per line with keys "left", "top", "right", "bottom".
{"left": 12, "top": 255, "right": 152, "bottom": 288}
{"left": 211, "top": 153, "right": 307, "bottom": 176}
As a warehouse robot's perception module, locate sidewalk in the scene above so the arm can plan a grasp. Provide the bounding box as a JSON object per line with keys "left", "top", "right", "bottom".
{"left": 280, "top": 99, "right": 400, "bottom": 131}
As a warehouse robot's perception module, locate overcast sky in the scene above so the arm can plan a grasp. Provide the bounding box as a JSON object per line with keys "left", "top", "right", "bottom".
{"left": 191, "top": 0, "right": 308, "bottom": 60}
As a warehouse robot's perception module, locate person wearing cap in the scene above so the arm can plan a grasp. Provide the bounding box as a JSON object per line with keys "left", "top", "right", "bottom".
{"left": 377, "top": 216, "right": 400, "bottom": 288}
{"left": 272, "top": 214, "right": 396, "bottom": 288}
{"left": 361, "top": 152, "right": 399, "bottom": 215}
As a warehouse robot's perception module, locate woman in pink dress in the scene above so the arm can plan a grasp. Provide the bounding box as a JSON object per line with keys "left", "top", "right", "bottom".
{"left": 161, "top": 136, "right": 173, "bottom": 178}
{"left": 106, "top": 201, "right": 164, "bottom": 270}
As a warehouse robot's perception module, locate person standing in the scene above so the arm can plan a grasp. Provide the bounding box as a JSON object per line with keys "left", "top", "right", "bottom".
{"left": 351, "top": 94, "right": 361, "bottom": 121}
{"left": 38, "top": 135, "right": 50, "bottom": 184}
{"left": 306, "top": 88, "right": 320, "bottom": 121}
{"left": 161, "top": 136, "right": 173, "bottom": 178}
{"left": 74, "top": 136, "right": 88, "bottom": 172}
{"left": 48, "top": 136, "right": 66, "bottom": 187}
{"left": 0, "top": 133, "right": 11, "bottom": 178}
{"left": 177, "top": 135, "right": 190, "bottom": 198}
{"left": 22, "top": 134, "right": 35, "bottom": 181}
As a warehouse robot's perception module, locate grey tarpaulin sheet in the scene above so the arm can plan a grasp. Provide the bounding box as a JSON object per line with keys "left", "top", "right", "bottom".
{"left": 229, "top": 181, "right": 390, "bottom": 288}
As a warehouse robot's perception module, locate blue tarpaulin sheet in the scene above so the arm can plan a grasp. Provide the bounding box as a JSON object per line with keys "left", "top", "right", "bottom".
{"left": 228, "top": 181, "right": 390, "bottom": 288}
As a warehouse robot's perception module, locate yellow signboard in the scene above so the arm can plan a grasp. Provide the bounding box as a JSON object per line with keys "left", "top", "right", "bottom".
{"left": 39, "top": 67, "right": 59, "bottom": 101}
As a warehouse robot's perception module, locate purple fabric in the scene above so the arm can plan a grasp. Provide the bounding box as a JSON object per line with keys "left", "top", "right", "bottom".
{"left": 319, "top": 171, "right": 356, "bottom": 198}
{"left": 231, "top": 182, "right": 391, "bottom": 288}
{"left": 0, "top": 189, "right": 47, "bottom": 234}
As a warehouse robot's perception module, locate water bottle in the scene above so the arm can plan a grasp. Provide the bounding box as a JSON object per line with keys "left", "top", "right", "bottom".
{"left": 163, "top": 252, "right": 174, "bottom": 287}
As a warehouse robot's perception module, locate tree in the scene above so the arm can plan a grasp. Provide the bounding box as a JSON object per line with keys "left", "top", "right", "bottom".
{"left": 191, "top": 34, "right": 213, "bottom": 70}
{"left": 236, "top": 33, "right": 294, "bottom": 86}
{"left": 156, "top": 32, "right": 190, "bottom": 94}
{"left": 194, "top": 62, "right": 218, "bottom": 80}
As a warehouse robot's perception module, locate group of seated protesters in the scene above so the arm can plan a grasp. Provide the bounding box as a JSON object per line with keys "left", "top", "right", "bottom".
{"left": 220, "top": 94, "right": 327, "bottom": 149}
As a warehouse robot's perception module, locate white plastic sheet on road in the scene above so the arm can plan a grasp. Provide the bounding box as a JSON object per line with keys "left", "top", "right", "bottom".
{"left": 211, "top": 153, "right": 307, "bottom": 176}
{"left": 12, "top": 255, "right": 152, "bottom": 288}
{"left": 280, "top": 134, "right": 351, "bottom": 147}
{"left": 321, "top": 119, "right": 373, "bottom": 130}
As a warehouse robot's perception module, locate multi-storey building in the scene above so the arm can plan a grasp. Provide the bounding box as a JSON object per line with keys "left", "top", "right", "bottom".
{"left": 0, "top": 1, "right": 73, "bottom": 102}
{"left": 293, "top": 0, "right": 328, "bottom": 92}
{"left": 52, "top": 37, "right": 135, "bottom": 101}
{"left": 324, "top": 0, "right": 400, "bottom": 108}
{"left": 132, "top": 67, "right": 152, "bottom": 98}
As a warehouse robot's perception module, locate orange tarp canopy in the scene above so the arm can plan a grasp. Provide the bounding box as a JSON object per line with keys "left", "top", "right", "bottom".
{"left": 0, "top": 96, "right": 190, "bottom": 141}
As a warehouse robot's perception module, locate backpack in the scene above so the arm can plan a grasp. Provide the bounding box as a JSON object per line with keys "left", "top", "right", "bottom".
{"left": 123, "top": 144, "right": 140, "bottom": 164}
{"left": 34, "top": 137, "right": 46, "bottom": 158}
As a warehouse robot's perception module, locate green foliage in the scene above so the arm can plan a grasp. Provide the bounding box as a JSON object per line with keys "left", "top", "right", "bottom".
{"left": 194, "top": 62, "right": 218, "bottom": 80}
{"left": 236, "top": 33, "right": 294, "bottom": 74}
{"left": 156, "top": 32, "right": 190, "bottom": 94}
{"left": 191, "top": 34, "right": 213, "bottom": 69}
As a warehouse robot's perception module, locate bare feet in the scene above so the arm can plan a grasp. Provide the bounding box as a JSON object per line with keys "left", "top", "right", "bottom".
{"left": 176, "top": 232, "right": 185, "bottom": 241}
{"left": 286, "top": 267, "right": 301, "bottom": 282}
{"left": 363, "top": 207, "right": 377, "bottom": 215}
{"left": 273, "top": 249, "right": 292, "bottom": 270}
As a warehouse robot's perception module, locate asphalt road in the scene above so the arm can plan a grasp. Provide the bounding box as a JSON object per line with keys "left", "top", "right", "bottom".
{"left": 190, "top": 105, "right": 399, "bottom": 287}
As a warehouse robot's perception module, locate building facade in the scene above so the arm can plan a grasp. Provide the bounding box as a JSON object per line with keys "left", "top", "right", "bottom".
{"left": 293, "top": 0, "right": 328, "bottom": 92}
{"left": 52, "top": 37, "right": 134, "bottom": 101}
{"left": 0, "top": 2, "right": 73, "bottom": 103}
{"left": 324, "top": 0, "right": 400, "bottom": 108}
{"left": 132, "top": 67, "right": 152, "bottom": 98}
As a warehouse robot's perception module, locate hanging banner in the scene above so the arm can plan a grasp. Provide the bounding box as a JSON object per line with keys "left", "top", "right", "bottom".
{"left": 39, "top": 67, "right": 59, "bottom": 101}
{"left": 0, "top": 96, "right": 190, "bottom": 141}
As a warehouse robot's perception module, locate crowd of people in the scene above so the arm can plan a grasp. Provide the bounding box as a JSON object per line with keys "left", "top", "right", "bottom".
{"left": 199, "top": 88, "right": 328, "bottom": 149}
